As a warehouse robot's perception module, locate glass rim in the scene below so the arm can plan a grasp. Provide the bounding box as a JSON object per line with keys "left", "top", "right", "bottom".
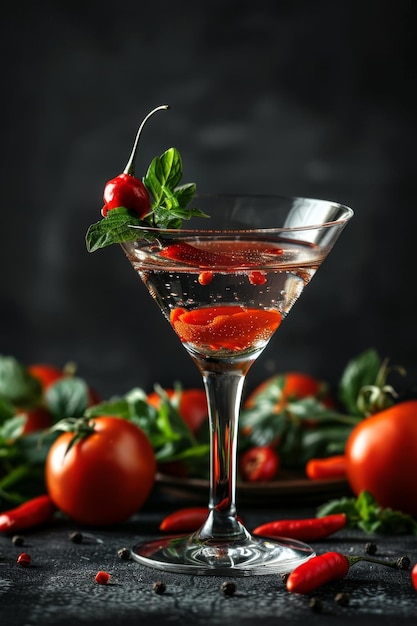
{"left": 127, "top": 193, "right": 354, "bottom": 235}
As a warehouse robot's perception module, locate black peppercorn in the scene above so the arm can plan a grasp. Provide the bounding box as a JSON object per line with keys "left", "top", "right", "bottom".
{"left": 309, "top": 596, "right": 322, "bottom": 612}
{"left": 12, "top": 535, "right": 25, "bottom": 546}
{"left": 334, "top": 591, "right": 350, "bottom": 606}
{"left": 281, "top": 572, "right": 290, "bottom": 584}
{"left": 220, "top": 581, "right": 236, "bottom": 596}
{"left": 365, "top": 542, "right": 377, "bottom": 555}
{"left": 396, "top": 555, "right": 410, "bottom": 570}
{"left": 69, "top": 531, "right": 83, "bottom": 544}
{"left": 153, "top": 581, "right": 166, "bottom": 594}
{"left": 117, "top": 547, "right": 131, "bottom": 560}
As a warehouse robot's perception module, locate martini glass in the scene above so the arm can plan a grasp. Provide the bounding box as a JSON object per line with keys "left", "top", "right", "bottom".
{"left": 121, "top": 194, "right": 353, "bottom": 575}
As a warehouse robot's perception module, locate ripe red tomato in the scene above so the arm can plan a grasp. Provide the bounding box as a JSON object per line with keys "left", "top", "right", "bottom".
{"left": 245, "top": 372, "right": 333, "bottom": 409}
{"left": 45, "top": 416, "right": 156, "bottom": 525}
{"left": 147, "top": 388, "right": 208, "bottom": 435}
{"left": 239, "top": 446, "right": 280, "bottom": 482}
{"left": 345, "top": 400, "right": 417, "bottom": 517}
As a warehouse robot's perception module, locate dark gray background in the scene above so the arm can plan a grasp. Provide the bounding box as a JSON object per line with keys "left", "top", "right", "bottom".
{"left": 1, "top": 0, "right": 416, "bottom": 399}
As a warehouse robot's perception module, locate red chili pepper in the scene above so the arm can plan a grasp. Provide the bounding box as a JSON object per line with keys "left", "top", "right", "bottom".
{"left": 412, "top": 563, "right": 417, "bottom": 591}
{"left": 287, "top": 552, "right": 350, "bottom": 594}
{"left": 159, "top": 507, "right": 208, "bottom": 533}
{"left": 95, "top": 571, "right": 111, "bottom": 585}
{"left": 0, "top": 495, "right": 56, "bottom": 533}
{"left": 287, "top": 551, "right": 407, "bottom": 594}
{"left": 101, "top": 105, "right": 169, "bottom": 218}
{"left": 305, "top": 455, "right": 347, "bottom": 480}
{"left": 253, "top": 513, "right": 347, "bottom": 542}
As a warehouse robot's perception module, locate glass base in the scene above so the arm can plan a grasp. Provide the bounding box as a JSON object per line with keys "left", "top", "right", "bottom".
{"left": 131, "top": 532, "right": 315, "bottom": 576}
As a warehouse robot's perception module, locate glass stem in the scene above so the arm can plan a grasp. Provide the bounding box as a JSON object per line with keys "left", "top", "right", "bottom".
{"left": 196, "top": 363, "right": 251, "bottom": 542}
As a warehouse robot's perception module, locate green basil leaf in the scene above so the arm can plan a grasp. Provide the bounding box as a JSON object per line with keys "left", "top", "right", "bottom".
{"left": 86, "top": 208, "right": 143, "bottom": 252}
{"left": 45, "top": 377, "right": 90, "bottom": 420}
{"left": 317, "top": 490, "right": 417, "bottom": 535}
{"left": 174, "top": 183, "right": 197, "bottom": 208}
{"left": 338, "top": 348, "right": 382, "bottom": 415}
{"left": 0, "top": 355, "right": 42, "bottom": 407}
{"left": 144, "top": 148, "right": 182, "bottom": 202}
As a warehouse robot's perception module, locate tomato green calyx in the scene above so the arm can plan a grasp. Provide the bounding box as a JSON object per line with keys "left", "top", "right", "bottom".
{"left": 48, "top": 417, "right": 96, "bottom": 455}
{"left": 123, "top": 105, "right": 170, "bottom": 177}
{"left": 357, "top": 357, "right": 406, "bottom": 416}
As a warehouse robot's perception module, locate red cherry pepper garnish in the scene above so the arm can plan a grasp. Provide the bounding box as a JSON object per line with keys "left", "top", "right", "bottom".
{"left": 102, "top": 173, "right": 150, "bottom": 217}
{"left": 101, "top": 105, "right": 169, "bottom": 218}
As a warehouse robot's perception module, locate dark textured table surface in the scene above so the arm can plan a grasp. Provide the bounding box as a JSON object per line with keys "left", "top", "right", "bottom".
{"left": 1, "top": 489, "right": 416, "bottom": 626}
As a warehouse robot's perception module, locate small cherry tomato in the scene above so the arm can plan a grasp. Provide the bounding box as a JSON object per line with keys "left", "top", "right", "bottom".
{"left": 45, "top": 416, "right": 156, "bottom": 525}
{"left": 239, "top": 446, "right": 280, "bottom": 482}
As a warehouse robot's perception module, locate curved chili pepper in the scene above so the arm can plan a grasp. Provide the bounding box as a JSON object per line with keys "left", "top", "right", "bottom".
{"left": 287, "top": 552, "right": 350, "bottom": 594}
{"left": 305, "top": 455, "right": 347, "bottom": 480}
{"left": 0, "top": 495, "right": 56, "bottom": 533}
{"left": 159, "top": 507, "right": 208, "bottom": 533}
{"left": 253, "top": 513, "right": 347, "bottom": 542}
{"left": 287, "top": 551, "right": 409, "bottom": 594}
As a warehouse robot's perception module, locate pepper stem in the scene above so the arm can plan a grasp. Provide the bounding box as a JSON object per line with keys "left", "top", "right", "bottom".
{"left": 347, "top": 555, "right": 409, "bottom": 570}
{"left": 123, "top": 104, "right": 170, "bottom": 176}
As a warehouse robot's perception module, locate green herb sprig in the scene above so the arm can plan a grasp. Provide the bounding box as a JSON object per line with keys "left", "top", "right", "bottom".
{"left": 317, "top": 490, "right": 417, "bottom": 535}
{"left": 86, "top": 106, "right": 208, "bottom": 253}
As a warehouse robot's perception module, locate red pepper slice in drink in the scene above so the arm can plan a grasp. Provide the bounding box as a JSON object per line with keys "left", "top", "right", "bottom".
{"left": 170, "top": 306, "right": 282, "bottom": 351}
